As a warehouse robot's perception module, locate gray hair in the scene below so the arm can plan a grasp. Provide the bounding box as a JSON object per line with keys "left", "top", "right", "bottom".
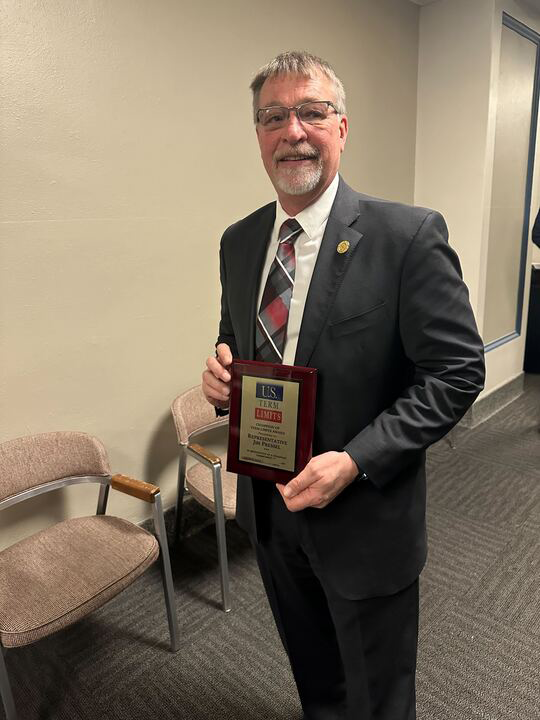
{"left": 250, "top": 50, "right": 347, "bottom": 123}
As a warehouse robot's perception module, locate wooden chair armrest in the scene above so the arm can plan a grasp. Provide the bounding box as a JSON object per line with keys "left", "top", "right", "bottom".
{"left": 111, "top": 474, "right": 160, "bottom": 503}
{"left": 187, "top": 442, "right": 221, "bottom": 467}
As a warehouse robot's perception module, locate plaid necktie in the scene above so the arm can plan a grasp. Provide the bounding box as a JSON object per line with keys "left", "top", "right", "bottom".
{"left": 255, "top": 219, "right": 303, "bottom": 363}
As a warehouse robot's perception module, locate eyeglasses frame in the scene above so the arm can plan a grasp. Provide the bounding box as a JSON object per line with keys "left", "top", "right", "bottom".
{"left": 256, "top": 100, "right": 340, "bottom": 128}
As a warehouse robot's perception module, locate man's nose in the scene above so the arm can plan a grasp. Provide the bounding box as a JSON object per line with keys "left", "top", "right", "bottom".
{"left": 282, "top": 110, "right": 308, "bottom": 143}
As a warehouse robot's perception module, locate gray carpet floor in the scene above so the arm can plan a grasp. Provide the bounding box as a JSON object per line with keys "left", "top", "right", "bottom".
{"left": 5, "top": 375, "right": 540, "bottom": 719}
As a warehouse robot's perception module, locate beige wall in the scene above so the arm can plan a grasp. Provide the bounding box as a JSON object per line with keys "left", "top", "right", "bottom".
{"left": 489, "top": 0, "right": 540, "bottom": 389}
{"left": 511, "top": 0, "right": 540, "bottom": 267}
{"left": 0, "top": 0, "right": 420, "bottom": 547}
{"left": 483, "top": 23, "right": 537, "bottom": 345}
{"left": 415, "top": 0, "right": 495, "bottom": 314}
{"left": 415, "top": 0, "right": 540, "bottom": 396}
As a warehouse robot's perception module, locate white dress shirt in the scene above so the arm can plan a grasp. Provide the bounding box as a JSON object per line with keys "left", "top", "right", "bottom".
{"left": 256, "top": 173, "right": 340, "bottom": 366}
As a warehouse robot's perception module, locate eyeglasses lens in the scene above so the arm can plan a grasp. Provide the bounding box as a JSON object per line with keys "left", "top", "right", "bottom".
{"left": 298, "top": 103, "right": 328, "bottom": 123}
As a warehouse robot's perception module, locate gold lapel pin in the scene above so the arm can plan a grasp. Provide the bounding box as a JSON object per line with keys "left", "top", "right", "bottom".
{"left": 337, "top": 240, "right": 350, "bottom": 254}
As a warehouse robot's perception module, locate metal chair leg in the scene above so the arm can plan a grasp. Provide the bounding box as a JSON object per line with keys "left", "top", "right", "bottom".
{"left": 153, "top": 493, "right": 180, "bottom": 652}
{"left": 96, "top": 481, "right": 110, "bottom": 515}
{"left": 0, "top": 647, "right": 17, "bottom": 720}
{"left": 174, "top": 451, "right": 187, "bottom": 547}
{"left": 212, "top": 466, "right": 231, "bottom": 613}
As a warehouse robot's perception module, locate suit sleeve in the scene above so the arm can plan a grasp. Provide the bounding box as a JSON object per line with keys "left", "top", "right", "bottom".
{"left": 216, "top": 236, "right": 239, "bottom": 357}
{"left": 344, "top": 211, "right": 485, "bottom": 489}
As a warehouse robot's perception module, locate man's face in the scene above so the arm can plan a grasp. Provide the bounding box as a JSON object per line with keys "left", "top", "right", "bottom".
{"left": 255, "top": 71, "right": 348, "bottom": 208}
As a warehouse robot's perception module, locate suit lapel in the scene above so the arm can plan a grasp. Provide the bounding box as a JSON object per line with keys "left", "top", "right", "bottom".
{"left": 294, "top": 179, "right": 363, "bottom": 367}
{"left": 237, "top": 203, "right": 276, "bottom": 359}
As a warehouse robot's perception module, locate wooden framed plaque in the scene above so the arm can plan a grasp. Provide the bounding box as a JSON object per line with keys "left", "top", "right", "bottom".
{"left": 227, "top": 360, "right": 317, "bottom": 484}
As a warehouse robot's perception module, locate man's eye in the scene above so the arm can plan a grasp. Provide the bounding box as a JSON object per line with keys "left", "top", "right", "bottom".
{"left": 300, "top": 108, "right": 325, "bottom": 121}
{"left": 265, "top": 111, "right": 286, "bottom": 124}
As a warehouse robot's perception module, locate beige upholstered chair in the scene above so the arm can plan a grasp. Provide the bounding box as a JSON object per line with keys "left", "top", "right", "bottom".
{"left": 0, "top": 431, "right": 180, "bottom": 720}
{"left": 171, "top": 385, "right": 236, "bottom": 613}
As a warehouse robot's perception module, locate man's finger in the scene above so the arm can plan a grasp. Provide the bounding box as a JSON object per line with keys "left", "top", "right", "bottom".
{"left": 206, "top": 355, "right": 231, "bottom": 382}
{"left": 216, "top": 343, "right": 233, "bottom": 368}
{"left": 202, "top": 369, "right": 230, "bottom": 403}
{"left": 202, "top": 369, "right": 229, "bottom": 396}
{"left": 277, "top": 482, "right": 324, "bottom": 512}
{"left": 275, "top": 482, "right": 307, "bottom": 510}
{"left": 282, "top": 464, "right": 315, "bottom": 499}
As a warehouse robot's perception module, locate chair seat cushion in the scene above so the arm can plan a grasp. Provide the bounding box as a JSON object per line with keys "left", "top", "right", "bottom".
{"left": 186, "top": 456, "right": 237, "bottom": 519}
{"left": 0, "top": 516, "right": 159, "bottom": 647}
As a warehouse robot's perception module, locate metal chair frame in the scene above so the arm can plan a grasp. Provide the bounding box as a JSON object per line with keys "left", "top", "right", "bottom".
{"left": 0, "top": 473, "right": 180, "bottom": 720}
{"left": 174, "top": 417, "right": 232, "bottom": 613}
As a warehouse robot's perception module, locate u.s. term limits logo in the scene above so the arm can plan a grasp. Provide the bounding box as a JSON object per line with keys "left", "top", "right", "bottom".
{"left": 255, "top": 382, "right": 283, "bottom": 423}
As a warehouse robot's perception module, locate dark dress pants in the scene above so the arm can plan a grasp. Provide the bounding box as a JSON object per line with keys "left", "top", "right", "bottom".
{"left": 254, "top": 484, "right": 419, "bottom": 720}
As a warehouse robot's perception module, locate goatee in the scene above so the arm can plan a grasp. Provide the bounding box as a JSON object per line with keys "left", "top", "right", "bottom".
{"left": 274, "top": 155, "right": 323, "bottom": 196}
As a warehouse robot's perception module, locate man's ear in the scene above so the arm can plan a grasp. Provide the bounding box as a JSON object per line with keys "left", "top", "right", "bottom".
{"left": 339, "top": 114, "right": 348, "bottom": 151}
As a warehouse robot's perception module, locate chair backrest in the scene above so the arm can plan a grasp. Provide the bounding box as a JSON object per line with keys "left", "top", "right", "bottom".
{"left": 0, "top": 431, "right": 111, "bottom": 503}
{"left": 171, "top": 385, "right": 227, "bottom": 445}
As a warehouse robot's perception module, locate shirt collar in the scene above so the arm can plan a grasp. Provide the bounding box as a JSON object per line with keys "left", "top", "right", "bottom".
{"left": 275, "top": 172, "right": 340, "bottom": 241}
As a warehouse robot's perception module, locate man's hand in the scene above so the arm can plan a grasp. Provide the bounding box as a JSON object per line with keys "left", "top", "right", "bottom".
{"left": 202, "top": 343, "right": 233, "bottom": 409}
{"left": 276, "top": 451, "right": 360, "bottom": 512}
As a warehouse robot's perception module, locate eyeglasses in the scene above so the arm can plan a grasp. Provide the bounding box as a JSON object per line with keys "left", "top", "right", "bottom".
{"left": 256, "top": 101, "right": 339, "bottom": 129}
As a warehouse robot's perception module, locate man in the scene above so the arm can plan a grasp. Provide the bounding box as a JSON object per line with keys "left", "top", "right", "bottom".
{"left": 202, "top": 51, "right": 484, "bottom": 720}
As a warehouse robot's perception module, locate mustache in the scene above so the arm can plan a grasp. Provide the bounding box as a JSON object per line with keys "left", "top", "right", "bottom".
{"left": 273, "top": 145, "right": 320, "bottom": 162}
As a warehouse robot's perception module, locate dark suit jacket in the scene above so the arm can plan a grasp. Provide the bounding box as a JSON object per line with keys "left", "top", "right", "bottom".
{"left": 532, "top": 208, "right": 540, "bottom": 249}
{"left": 217, "top": 177, "right": 485, "bottom": 600}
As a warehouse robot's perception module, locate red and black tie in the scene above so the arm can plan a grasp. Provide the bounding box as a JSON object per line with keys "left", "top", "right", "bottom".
{"left": 255, "top": 218, "right": 303, "bottom": 363}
